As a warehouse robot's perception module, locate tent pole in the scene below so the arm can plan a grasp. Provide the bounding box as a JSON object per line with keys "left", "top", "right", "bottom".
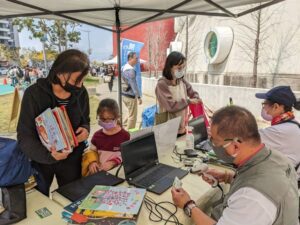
{"left": 115, "top": 7, "right": 123, "bottom": 125}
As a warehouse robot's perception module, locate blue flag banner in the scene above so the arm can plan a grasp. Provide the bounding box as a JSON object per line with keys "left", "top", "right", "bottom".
{"left": 121, "top": 39, "right": 144, "bottom": 97}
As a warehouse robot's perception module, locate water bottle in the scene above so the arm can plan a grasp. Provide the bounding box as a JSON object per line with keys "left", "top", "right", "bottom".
{"left": 186, "top": 126, "right": 194, "bottom": 149}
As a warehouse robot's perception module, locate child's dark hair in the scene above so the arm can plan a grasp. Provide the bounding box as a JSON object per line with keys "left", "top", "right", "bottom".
{"left": 97, "top": 98, "right": 120, "bottom": 118}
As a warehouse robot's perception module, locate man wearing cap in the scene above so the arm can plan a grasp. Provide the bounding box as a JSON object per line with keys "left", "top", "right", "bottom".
{"left": 171, "top": 105, "right": 299, "bottom": 225}
{"left": 255, "top": 86, "right": 300, "bottom": 179}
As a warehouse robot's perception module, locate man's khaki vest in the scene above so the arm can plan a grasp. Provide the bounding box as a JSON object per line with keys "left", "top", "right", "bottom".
{"left": 212, "top": 147, "right": 299, "bottom": 225}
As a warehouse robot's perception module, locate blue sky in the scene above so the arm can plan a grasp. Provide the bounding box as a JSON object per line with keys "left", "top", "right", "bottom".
{"left": 18, "top": 24, "right": 113, "bottom": 61}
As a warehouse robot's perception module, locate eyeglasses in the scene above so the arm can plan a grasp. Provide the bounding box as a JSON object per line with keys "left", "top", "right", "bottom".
{"left": 261, "top": 101, "right": 273, "bottom": 107}
{"left": 261, "top": 102, "right": 267, "bottom": 106}
{"left": 97, "top": 117, "right": 116, "bottom": 123}
{"left": 209, "top": 137, "right": 242, "bottom": 148}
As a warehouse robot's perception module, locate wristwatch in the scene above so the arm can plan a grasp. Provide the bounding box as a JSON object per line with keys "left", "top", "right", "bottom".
{"left": 183, "top": 200, "right": 196, "bottom": 217}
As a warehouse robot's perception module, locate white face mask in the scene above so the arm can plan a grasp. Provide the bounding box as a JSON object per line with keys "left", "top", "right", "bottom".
{"left": 261, "top": 108, "right": 273, "bottom": 121}
{"left": 174, "top": 70, "right": 184, "bottom": 79}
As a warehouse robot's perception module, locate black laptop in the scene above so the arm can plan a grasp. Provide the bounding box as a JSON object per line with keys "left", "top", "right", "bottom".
{"left": 121, "top": 132, "right": 188, "bottom": 194}
{"left": 55, "top": 171, "right": 124, "bottom": 201}
{"left": 188, "top": 116, "right": 210, "bottom": 150}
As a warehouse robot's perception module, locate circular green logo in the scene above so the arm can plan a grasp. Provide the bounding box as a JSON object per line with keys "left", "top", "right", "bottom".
{"left": 209, "top": 33, "right": 218, "bottom": 58}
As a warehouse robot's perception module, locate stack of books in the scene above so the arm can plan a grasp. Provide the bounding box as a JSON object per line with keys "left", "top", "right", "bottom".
{"left": 35, "top": 106, "right": 78, "bottom": 152}
{"left": 61, "top": 185, "right": 146, "bottom": 225}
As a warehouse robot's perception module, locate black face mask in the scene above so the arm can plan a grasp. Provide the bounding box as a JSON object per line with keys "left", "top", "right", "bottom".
{"left": 62, "top": 82, "right": 82, "bottom": 93}
{"left": 59, "top": 73, "right": 83, "bottom": 93}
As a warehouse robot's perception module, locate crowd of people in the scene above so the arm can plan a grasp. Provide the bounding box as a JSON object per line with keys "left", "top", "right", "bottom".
{"left": 6, "top": 65, "right": 46, "bottom": 87}
{"left": 15, "top": 49, "right": 300, "bottom": 224}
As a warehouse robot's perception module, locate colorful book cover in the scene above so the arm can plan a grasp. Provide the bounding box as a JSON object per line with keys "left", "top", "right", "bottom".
{"left": 57, "top": 107, "right": 75, "bottom": 148}
{"left": 78, "top": 186, "right": 146, "bottom": 215}
{"left": 74, "top": 208, "right": 134, "bottom": 219}
{"left": 52, "top": 108, "right": 72, "bottom": 152}
{"left": 63, "top": 197, "right": 84, "bottom": 215}
{"left": 71, "top": 216, "right": 137, "bottom": 225}
{"left": 35, "top": 108, "right": 66, "bottom": 151}
{"left": 60, "top": 106, "right": 78, "bottom": 147}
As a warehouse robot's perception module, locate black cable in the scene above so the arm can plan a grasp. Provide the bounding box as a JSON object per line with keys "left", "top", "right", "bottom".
{"left": 144, "top": 196, "right": 183, "bottom": 225}
{"left": 173, "top": 145, "right": 185, "bottom": 162}
{"left": 115, "top": 162, "right": 123, "bottom": 178}
{"left": 147, "top": 199, "right": 179, "bottom": 225}
{"left": 217, "top": 183, "right": 224, "bottom": 198}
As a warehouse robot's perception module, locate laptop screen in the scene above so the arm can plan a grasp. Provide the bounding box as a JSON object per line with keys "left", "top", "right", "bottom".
{"left": 188, "top": 116, "right": 208, "bottom": 144}
{"left": 121, "top": 132, "right": 158, "bottom": 179}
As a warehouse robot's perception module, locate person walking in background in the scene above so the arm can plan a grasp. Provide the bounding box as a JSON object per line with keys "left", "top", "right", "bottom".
{"left": 106, "top": 65, "right": 115, "bottom": 92}
{"left": 24, "top": 65, "right": 31, "bottom": 84}
{"left": 121, "top": 52, "right": 142, "bottom": 130}
{"left": 155, "top": 51, "right": 201, "bottom": 135}
{"left": 256, "top": 86, "right": 300, "bottom": 180}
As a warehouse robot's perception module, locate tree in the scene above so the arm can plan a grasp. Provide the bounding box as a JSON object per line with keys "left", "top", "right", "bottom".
{"left": 20, "top": 48, "right": 58, "bottom": 67}
{"left": 146, "top": 22, "right": 169, "bottom": 78}
{"left": 235, "top": 4, "right": 281, "bottom": 87}
{"left": 0, "top": 44, "right": 20, "bottom": 64}
{"left": 265, "top": 14, "right": 300, "bottom": 86}
{"left": 13, "top": 18, "right": 81, "bottom": 52}
{"left": 176, "top": 15, "right": 205, "bottom": 82}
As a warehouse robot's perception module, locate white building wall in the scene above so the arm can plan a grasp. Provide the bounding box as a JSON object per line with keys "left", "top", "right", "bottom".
{"left": 142, "top": 77, "right": 300, "bottom": 121}
{"left": 174, "top": 0, "right": 300, "bottom": 89}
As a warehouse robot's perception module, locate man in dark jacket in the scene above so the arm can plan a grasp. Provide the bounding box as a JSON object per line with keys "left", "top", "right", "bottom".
{"left": 17, "top": 49, "right": 90, "bottom": 196}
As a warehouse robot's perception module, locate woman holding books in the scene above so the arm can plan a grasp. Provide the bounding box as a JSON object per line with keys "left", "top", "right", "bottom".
{"left": 17, "top": 49, "right": 91, "bottom": 196}
{"left": 82, "top": 98, "right": 130, "bottom": 176}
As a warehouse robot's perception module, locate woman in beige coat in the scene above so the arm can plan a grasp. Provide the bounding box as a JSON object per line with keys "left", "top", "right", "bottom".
{"left": 155, "top": 51, "right": 201, "bottom": 135}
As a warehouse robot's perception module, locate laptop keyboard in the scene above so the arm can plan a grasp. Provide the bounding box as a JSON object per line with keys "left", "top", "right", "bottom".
{"left": 135, "top": 165, "right": 174, "bottom": 188}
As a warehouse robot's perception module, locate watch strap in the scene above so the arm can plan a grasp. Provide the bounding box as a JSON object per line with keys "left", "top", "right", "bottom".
{"left": 183, "top": 200, "right": 196, "bottom": 217}
{"left": 183, "top": 200, "right": 195, "bottom": 210}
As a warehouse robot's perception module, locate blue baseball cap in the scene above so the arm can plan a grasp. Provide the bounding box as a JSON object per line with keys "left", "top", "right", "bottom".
{"left": 255, "top": 86, "right": 296, "bottom": 107}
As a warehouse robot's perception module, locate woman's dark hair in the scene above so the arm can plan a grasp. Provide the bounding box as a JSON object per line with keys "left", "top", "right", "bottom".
{"left": 97, "top": 98, "right": 120, "bottom": 119}
{"left": 47, "top": 49, "right": 90, "bottom": 85}
{"left": 162, "top": 51, "right": 186, "bottom": 80}
{"left": 294, "top": 99, "right": 300, "bottom": 111}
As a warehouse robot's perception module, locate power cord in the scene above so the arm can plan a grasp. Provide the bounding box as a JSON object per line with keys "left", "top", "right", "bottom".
{"left": 217, "top": 183, "right": 224, "bottom": 198}
{"left": 172, "top": 145, "right": 185, "bottom": 162}
{"left": 115, "top": 163, "right": 123, "bottom": 178}
{"left": 144, "top": 195, "right": 183, "bottom": 225}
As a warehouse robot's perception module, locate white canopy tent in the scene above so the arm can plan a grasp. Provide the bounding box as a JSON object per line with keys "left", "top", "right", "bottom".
{"left": 104, "top": 56, "right": 146, "bottom": 65}
{"left": 0, "top": 0, "right": 285, "bottom": 121}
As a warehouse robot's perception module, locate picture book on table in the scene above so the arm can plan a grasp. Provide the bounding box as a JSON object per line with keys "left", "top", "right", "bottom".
{"left": 35, "top": 106, "right": 78, "bottom": 152}
{"left": 73, "top": 217, "right": 137, "bottom": 225}
{"left": 61, "top": 196, "right": 139, "bottom": 225}
{"left": 78, "top": 186, "right": 146, "bottom": 215}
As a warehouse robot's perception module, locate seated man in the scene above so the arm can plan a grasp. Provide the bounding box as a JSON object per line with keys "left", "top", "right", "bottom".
{"left": 171, "top": 105, "right": 299, "bottom": 225}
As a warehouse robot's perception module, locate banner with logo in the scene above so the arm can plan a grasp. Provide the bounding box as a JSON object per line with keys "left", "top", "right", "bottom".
{"left": 121, "top": 38, "right": 144, "bottom": 96}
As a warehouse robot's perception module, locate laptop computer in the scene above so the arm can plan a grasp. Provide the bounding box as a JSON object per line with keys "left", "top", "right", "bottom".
{"left": 55, "top": 171, "right": 124, "bottom": 201}
{"left": 130, "top": 117, "right": 181, "bottom": 154}
{"left": 188, "top": 116, "right": 208, "bottom": 146}
{"left": 121, "top": 132, "right": 188, "bottom": 194}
